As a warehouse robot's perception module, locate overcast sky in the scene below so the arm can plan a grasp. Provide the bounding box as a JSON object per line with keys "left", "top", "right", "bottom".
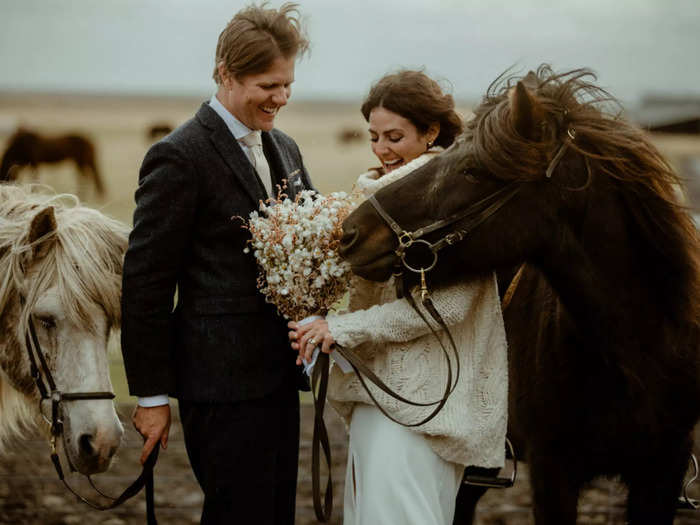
{"left": 0, "top": 0, "right": 698, "bottom": 105}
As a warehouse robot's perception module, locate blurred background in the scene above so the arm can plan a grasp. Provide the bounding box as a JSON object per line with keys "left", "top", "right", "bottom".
{"left": 1, "top": 1, "right": 700, "bottom": 523}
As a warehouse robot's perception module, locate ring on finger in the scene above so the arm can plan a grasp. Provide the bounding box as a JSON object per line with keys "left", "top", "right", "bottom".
{"left": 308, "top": 338, "right": 316, "bottom": 346}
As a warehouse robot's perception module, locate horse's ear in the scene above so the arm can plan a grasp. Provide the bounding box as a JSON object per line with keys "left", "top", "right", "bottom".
{"left": 27, "top": 206, "right": 57, "bottom": 259}
{"left": 521, "top": 71, "right": 539, "bottom": 90}
{"left": 509, "top": 80, "right": 545, "bottom": 141}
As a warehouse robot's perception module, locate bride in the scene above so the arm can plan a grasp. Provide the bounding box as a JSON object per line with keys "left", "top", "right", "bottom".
{"left": 289, "top": 70, "right": 508, "bottom": 525}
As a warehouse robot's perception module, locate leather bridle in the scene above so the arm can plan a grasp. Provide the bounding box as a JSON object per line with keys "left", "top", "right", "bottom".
{"left": 368, "top": 181, "right": 521, "bottom": 284}
{"left": 23, "top": 314, "right": 158, "bottom": 524}
{"left": 365, "top": 127, "right": 583, "bottom": 294}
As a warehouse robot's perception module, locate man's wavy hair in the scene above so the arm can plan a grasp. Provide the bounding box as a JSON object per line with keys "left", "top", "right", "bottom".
{"left": 213, "top": 2, "right": 309, "bottom": 83}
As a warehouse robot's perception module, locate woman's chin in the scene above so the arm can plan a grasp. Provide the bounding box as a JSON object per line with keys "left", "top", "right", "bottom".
{"left": 383, "top": 162, "right": 404, "bottom": 174}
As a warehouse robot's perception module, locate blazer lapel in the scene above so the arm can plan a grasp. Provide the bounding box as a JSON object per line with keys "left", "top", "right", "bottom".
{"left": 196, "top": 103, "right": 266, "bottom": 206}
{"left": 262, "top": 131, "right": 302, "bottom": 201}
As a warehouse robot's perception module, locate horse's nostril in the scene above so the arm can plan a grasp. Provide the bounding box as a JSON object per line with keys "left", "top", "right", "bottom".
{"left": 79, "top": 433, "right": 96, "bottom": 457}
{"left": 339, "top": 227, "right": 358, "bottom": 255}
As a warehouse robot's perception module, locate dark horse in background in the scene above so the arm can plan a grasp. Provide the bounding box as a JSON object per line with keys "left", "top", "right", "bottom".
{"left": 339, "top": 65, "right": 700, "bottom": 524}
{"left": 0, "top": 128, "right": 105, "bottom": 196}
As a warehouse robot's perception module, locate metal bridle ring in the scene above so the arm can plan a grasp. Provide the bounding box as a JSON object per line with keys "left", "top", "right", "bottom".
{"left": 400, "top": 239, "right": 438, "bottom": 274}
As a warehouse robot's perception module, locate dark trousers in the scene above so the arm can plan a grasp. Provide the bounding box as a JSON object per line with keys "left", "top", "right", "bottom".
{"left": 179, "top": 384, "right": 300, "bottom": 525}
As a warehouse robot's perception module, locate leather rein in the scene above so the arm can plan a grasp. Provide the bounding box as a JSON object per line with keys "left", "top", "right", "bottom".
{"left": 23, "top": 315, "right": 158, "bottom": 524}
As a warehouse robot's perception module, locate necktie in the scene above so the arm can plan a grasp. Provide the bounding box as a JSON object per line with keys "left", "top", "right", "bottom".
{"left": 240, "top": 131, "right": 272, "bottom": 196}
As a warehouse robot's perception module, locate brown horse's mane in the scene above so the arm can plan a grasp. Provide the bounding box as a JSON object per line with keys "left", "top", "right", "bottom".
{"left": 463, "top": 64, "right": 700, "bottom": 329}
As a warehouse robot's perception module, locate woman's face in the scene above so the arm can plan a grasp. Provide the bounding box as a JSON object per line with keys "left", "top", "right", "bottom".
{"left": 368, "top": 106, "right": 437, "bottom": 174}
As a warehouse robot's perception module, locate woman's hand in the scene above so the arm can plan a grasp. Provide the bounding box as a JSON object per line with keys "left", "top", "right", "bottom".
{"left": 288, "top": 318, "right": 336, "bottom": 366}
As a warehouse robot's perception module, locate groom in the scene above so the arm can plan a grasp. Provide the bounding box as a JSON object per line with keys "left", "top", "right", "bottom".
{"left": 120, "top": 4, "right": 313, "bottom": 523}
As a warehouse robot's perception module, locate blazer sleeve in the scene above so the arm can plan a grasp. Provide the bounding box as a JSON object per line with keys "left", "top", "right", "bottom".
{"left": 121, "top": 141, "right": 198, "bottom": 397}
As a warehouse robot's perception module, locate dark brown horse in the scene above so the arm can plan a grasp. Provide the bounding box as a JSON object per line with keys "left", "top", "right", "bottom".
{"left": 0, "top": 129, "right": 105, "bottom": 196}
{"left": 339, "top": 66, "right": 700, "bottom": 524}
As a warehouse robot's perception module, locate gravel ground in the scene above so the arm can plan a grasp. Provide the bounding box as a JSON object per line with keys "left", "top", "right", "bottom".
{"left": 1, "top": 403, "right": 700, "bottom": 524}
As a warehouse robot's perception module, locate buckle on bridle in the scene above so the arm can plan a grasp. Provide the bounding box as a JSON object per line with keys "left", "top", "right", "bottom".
{"left": 445, "top": 231, "right": 465, "bottom": 246}
{"left": 398, "top": 231, "right": 413, "bottom": 247}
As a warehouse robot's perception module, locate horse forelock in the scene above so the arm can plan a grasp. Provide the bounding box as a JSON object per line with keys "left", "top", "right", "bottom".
{"left": 462, "top": 65, "right": 700, "bottom": 330}
{"left": 0, "top": 184, "right": 129, "bottom": 339}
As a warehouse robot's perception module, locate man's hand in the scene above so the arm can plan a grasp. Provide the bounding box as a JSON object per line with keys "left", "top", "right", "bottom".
{"left": 132, "top": 404, "right": 171, "bottom": 464}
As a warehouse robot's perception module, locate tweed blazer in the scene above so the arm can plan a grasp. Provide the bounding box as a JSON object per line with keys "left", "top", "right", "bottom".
{"left": 121, "top": 102, "right": 314, "bottom": 401}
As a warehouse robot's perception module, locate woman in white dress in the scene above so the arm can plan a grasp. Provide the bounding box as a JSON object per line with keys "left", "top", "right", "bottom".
{"left": 289, "top": 70, "right": 508, "bottom": 525}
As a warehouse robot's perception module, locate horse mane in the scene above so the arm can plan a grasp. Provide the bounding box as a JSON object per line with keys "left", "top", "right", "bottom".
{"left": 0, "top": 369, "right": 39, "bottom": 449}
{"left": 0, "top": 183, "right": 129, "bottom": 338}
{"left": 464, "top": 64, "right": 700, "bottom": 330}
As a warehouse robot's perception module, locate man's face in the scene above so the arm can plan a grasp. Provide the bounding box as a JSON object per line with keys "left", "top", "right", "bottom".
{"left": 220, "top": 55, "right": 295, "bottom": 132}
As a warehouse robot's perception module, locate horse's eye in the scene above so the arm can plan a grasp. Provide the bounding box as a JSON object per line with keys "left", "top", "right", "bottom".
{"left": 464, "top": 172, "right": 479, "bottom": 184}
{"left": 37, "top": 316, "right": 56, "bottom": 330}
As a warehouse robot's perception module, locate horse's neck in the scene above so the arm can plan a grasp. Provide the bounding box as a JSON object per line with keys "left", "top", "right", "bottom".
{"left": 537, "top": 196, "right": 659, "bottom": 343}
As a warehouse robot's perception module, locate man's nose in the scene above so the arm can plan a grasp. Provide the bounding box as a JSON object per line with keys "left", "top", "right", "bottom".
{"left": 273, "top": 88, "right": 289, "bottom": 106}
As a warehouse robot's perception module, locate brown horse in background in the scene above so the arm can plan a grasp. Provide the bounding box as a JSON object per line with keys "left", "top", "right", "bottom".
{"left": 340, "top": 66, "right": 700, "bottom": 524}
{"left": 0, "top": 129, "right": 105, "bottom": 196}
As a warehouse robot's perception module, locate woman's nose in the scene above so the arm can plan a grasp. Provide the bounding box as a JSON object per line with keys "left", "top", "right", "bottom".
{"left": 375, "top": 140, "right": 390, "bottom": 155}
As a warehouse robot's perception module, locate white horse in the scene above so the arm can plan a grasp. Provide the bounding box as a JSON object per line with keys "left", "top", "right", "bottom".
{"left": 0, "top": 183, "right": 128, "bottom": 475}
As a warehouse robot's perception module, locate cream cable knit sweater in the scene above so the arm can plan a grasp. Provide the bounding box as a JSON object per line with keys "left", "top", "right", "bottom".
{"left": 326, "top": 150, "right": 509, "bottom": 468}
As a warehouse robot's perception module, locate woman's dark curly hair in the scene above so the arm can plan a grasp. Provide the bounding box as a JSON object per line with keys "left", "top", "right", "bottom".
{"left": 361, "top": 70, "right": 463, "bottom": 148}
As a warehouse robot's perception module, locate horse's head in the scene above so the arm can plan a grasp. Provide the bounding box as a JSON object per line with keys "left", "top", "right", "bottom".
{"left": 0, "top": 187, "right": 129, "bottom": 475}
{"left": 341, "top": 67, "right": 596, "bottom": 283}
{"left": 341, "top": 65, "right": 697, "bottom": 315}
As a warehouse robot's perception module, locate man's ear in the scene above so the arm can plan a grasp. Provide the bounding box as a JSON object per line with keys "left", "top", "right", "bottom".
{"left": 217, "top": 63, "right": 230, "bottom": 89}
{"left": 27, "top": 206, "right": 57, "bottom": 260}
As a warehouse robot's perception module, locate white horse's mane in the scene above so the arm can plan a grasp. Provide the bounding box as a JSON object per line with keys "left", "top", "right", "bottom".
{"left": 0, "top": 369, "right": 38, "bottom": 446}
{"left": 0, "top": 183, "right": 129, "bottom": 444}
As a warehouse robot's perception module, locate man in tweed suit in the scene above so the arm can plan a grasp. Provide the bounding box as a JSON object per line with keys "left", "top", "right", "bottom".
{"left": 120, "top": 4, "right": 313, "bottom": 523}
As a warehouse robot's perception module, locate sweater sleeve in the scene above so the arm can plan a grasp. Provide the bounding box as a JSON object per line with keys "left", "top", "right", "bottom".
{"left": 327, "top": 274, "right": 494, "bottom": 350}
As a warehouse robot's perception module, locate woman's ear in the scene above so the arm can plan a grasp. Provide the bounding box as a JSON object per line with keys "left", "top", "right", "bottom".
{"left": 426, "top": 123, "right": 440, "bottom": 147}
